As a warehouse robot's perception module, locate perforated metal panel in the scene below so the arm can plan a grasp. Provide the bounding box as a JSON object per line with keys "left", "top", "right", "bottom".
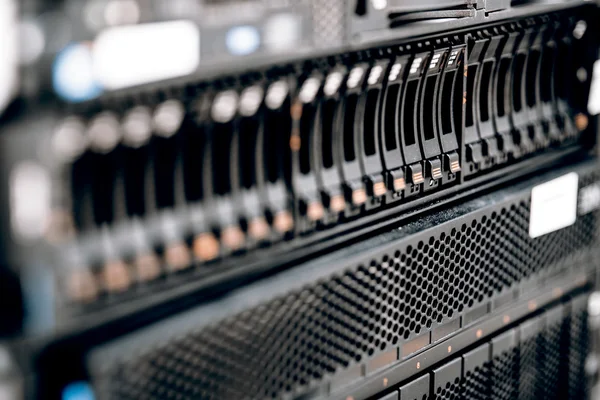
{"left": 434, "top": 379, "right": 461, "bottom": 399}
{"left": 433, "top": 359, "right": 461, "bottom": 400}
{"left": 518, "top": 333, "right": 543, "bottom": 399}
{"left": 517, "top": 336, "right": 535, "bottom": 398}
{"left": 371, "top": 296, "right": 590, "bottom": 400}
{"left": 311, "top": 0, "right": 345, "bottom": 47}
{"left": 541, "top": 308, "right": 569, "bottom": 400}
{"left": 491, "top": 346, "right": 519, "bottom": 399}
{"left": 89, "top": 172, "right": 599, "bottom": 400}
{"left": 568, "top": 299, "right": 589, "bottom": 399}
{"left": 462, "top": 362, "right": 491, "bottom": 400}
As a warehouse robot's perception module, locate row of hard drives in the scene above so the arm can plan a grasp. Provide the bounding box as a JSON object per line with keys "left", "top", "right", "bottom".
{"left": 1, "top": 0, "right": 600, "bottom": 399}
{"left": 48, "top": 11, "right": 594, "bottom": 308}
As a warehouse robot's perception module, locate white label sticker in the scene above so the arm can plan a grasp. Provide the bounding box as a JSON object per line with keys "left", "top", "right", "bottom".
{"left": 529, "top": 173, "right": 578, "bottom": 238}
{"left": 93, "top": 20, "right": 200, "bottom": 90}
{"left": 588, "top": 59, "right": 600, "bottom": 116}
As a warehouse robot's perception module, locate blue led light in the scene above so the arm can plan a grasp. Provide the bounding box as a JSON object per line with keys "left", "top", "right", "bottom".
{"left": 62, "top": 382, "right": 95, "bottom": 400}
{"left": 53, "top": 43, "right": 103, "bottom": 102}
{"left": 226, "top": 25, "right": 260, "bottom": 56}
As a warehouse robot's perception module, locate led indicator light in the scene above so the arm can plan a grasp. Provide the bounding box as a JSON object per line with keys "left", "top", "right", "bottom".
{"left": 226, "top": 25, "right": 260, "bottom": 56}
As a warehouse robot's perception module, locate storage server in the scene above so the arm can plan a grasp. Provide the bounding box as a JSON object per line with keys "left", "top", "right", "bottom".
{"left": 0, "top": 0, "right": 599, "bottom": 399}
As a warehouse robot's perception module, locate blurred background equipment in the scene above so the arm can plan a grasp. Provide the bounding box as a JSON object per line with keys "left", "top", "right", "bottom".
{"left": 1, "top": 0, "right": 600, "bottom": 399}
